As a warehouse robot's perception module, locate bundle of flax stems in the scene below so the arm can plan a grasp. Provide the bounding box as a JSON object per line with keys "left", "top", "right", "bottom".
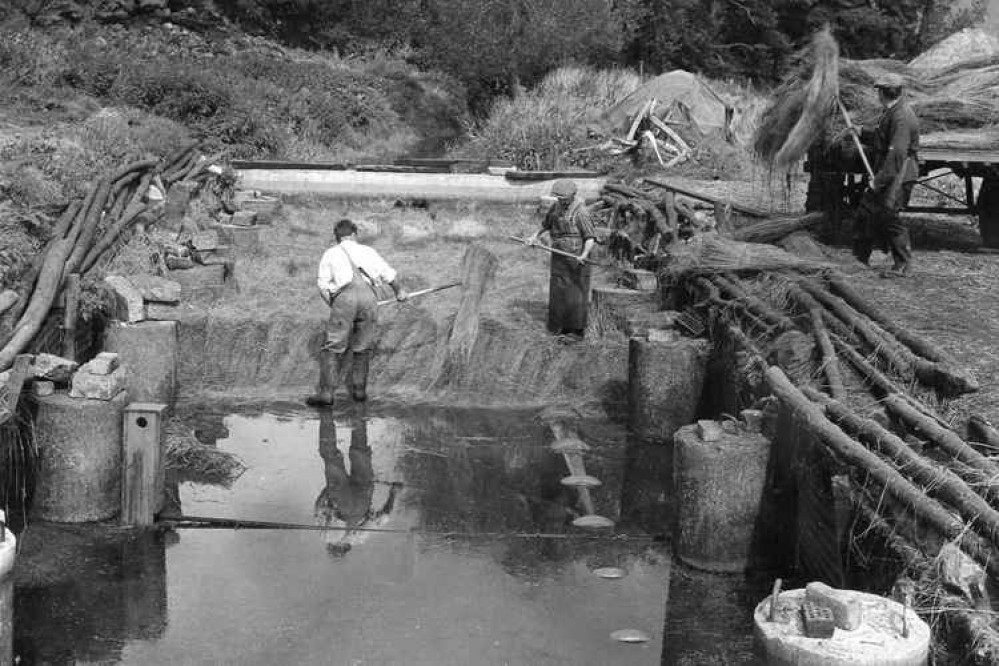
{"left": 432, "top": 243, "right": 498, "bottom": 385}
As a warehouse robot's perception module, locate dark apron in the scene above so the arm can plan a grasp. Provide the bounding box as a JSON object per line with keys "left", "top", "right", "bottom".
{"left": 548, "top": 235, "right": 591, "bottom": 335}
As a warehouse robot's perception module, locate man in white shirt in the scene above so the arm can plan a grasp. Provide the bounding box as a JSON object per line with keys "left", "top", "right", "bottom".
{"left": 307, "top": 219, "right": 408, "bottom": 406}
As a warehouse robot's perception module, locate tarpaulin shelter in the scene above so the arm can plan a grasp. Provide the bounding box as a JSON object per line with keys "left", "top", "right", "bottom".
{"left": 601, "top": 70, "right": 734, "bottom": 141}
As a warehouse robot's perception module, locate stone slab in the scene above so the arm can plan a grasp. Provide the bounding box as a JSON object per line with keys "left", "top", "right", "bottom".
{"left": 168, "top": 264, "right": 226, "bottom": 303}
{"left": 105, "top": 275, "right": 145, "bottom": 323}
{"left": 104, "top": 320, "right": 178, "bottom": 406}
{"left": 85, "top": 352, "right": 120, "bottom": 376}
{"left": 125, "top": 275, "right": 181, "bottom": 304}
{"left": 31, "top": 353, "right": 78, "bottom": 383}
{"left": 70, "top": 366, "right": 127, "bottom": 400}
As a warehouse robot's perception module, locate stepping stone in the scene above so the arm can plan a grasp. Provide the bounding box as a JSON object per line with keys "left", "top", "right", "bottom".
{"left": 550, "top": 437, "right": 590, "bottom": 453}
{"left": 611, "top": 629, "right": 650, "bottom": 643}
{"left": 560, "top": 475, "right": 602, "bottom": 489}
{"left": 572, "top": 514, "right": 615, "bottom": 529}
{"left": 593, "top": 567, "right": 626, "bottom": 579}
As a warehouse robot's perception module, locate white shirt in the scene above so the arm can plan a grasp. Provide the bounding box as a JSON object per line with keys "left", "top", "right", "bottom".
{"left": 316, "top": 238, "right": 397, "bottom": 297}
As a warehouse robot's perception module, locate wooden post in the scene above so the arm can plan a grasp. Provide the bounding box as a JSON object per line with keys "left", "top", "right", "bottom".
{"left": 62, "top": 273, "right": 81, "bottom": 362}
{"left": 122, "top": 403, "right": 167, "bottom": 526}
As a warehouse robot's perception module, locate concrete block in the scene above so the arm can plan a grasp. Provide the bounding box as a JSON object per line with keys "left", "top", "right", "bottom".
{"left": 697, "top": 419, "right": 723, "bottom": 442}
{"left": 104, "top": 321, "right": 177, "bottom": 406}
{"left": 31, "top": 381, "right": 54, "bottom": 397}
{"left": 31, "top": 353, "right": 78, "bottom": 383}
{"left": 84, "top": 352, "right": 120, "bottom": 376}
{"left": 126, "top": 275, "right": 181, "bottom": 303}
{"left": 805, "top": 581, "right": 863, "bottom": 631}
{"left": 105, "top": 275, "right": 146, "bottom": 323}
{"left": 70, "top": 366, "right": 127, "bottom": 400}
{"left": 230, "top": 210, "right": 258, "bottom": 227}
{"left": 801, "top": 602, "right": 836, "bottom": 638}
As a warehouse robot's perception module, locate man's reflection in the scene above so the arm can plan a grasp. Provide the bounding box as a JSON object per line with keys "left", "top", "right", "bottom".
{"left": 314, "top": 405, "right": 401, "bottom": 556}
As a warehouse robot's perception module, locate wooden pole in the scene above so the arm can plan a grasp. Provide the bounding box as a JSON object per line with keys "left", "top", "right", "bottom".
{"left": 809, "top": 309, "right": 846, "bottom": 400}
{"left": 61, "top": 273, "right": 80, "bottom": 362}
{"left": 883, "top": 394, "right": 999, "bottom": 484}
{"left": 807, "top": 387, "right": 999, "bottom": 549}
{"left": 765, "top": 366, "right": 999, "bottom": 574}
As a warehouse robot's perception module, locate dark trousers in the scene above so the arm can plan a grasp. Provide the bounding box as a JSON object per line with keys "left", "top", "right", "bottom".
{"left": 852, "top": 183, "right": 914, "bottom": 268}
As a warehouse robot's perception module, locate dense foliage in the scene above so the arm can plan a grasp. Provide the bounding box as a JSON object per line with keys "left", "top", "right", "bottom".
{"left": 216, "top": 0, "right": 988, "bottom": 111}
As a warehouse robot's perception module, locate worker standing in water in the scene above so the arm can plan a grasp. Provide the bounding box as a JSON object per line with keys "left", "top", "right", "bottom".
{"left": 307, "top": 219, "right": 408, "bottom": 407}
{"left": 526, "top": 180, "right": 597, "bottom": 340}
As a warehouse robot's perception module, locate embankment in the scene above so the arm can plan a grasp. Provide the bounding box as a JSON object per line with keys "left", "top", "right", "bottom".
{"left": 175, "top": 306, "right": 627, "bottom": 409}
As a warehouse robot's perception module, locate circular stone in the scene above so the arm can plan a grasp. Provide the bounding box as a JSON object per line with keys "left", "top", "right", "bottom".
{"left": 550, "top": 437, "right": 590, "bottom": 453}
{"left": 572, "top": 515, "right": 615, "bottom": 529}
{"left": 611, "top": 629, "right": 651, "bottom": 643}
{"left": 560, "top": 475, "right": 602, "bottom": 488}
{"left": 593, "top": 567, "right": 626, "bottom": 579}
{"left": 754, "top": 588, "right": 930, "bottom": 666}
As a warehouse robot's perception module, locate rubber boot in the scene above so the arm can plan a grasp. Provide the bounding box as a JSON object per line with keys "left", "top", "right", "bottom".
{"left": 351, "top": 351, "right": 371, "bottom": 402}
{"left": 306, "top": 351, "right": 343, "bottom": 406}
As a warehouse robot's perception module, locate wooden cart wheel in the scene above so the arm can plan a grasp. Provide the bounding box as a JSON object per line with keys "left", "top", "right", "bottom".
{"left": 979, "top": 177, "right": 999, "bottom": 248}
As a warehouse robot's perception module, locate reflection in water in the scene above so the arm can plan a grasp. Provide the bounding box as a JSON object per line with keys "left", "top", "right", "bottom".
{"left": 314, "top": 405, "right": 402, "bottom": 556}
{"left": 13, "top": 524, "right": 168, "bottom": 665}
{"left": 15, "top": 405, "right": 676, "bottom": 665}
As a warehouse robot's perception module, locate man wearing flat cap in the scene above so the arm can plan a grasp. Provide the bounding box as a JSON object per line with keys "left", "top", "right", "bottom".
{"left": 853, "top": 73, "right": 920, "bottom": 276}
{"left": 527, "top": 179, "right": 597, "bottom": 338}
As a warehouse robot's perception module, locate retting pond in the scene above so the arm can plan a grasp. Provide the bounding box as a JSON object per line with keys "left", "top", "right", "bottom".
{"left": 12, "top": 403, "right": 713, "bottom": 666}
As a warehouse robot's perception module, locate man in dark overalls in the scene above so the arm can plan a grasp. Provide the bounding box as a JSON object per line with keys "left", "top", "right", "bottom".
{"left": 526, "top": 180, "right": 597, "bottom": 339}
{"left": 853, "top": 74, "right": 920, "bottom": 276}
{"left": 307, "top": 219, "right": 407, "bottom": 406}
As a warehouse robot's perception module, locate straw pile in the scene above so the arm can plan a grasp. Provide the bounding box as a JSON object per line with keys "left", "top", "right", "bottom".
{"left": 165, "top": 417, "right": 246, "bottom": 487}
{"left": 755, "top": 31, "right": 999, "bottom": 168}
{"left": 662, "top": 234, "right": 831, "bottom": 279}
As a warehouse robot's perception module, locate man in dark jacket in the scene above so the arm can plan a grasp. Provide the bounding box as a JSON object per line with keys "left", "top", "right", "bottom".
{"left": 853, "top": 73, "right": 920, "bottom": 276}
{"left": 526, "top": 180, "right": 597, "bottom": 339}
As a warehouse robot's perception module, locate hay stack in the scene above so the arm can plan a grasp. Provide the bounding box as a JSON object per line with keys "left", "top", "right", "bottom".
{"left": 774, "top": 27, "right": 839, "bottom": 172}
{"left": 662, "top": 234, "right": 831, "bottom": 279}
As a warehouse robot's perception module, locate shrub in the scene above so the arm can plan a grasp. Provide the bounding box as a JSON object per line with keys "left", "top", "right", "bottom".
{"left": 0, "top": 29, "right": 65, "bottom": 87}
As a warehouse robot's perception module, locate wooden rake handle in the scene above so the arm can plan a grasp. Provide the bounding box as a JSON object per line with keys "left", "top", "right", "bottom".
{"left": 508, "top": 236, "right": 610, "bottom": 267}
{"left": 377, "top": 281, "right": 460, "bottom": 306}
{"left": 837, "top": 97, "right": 876, "bottom": 181}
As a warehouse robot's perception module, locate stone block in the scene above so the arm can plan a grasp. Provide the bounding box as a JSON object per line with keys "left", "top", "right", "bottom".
{"left": 230, "top": 210, "right": 258, "bottom": 227}
{"left": 805, "top": 582, "right": 863, "bottom": 631}
{"left": 168, "top": 265, "right": 225, "bottom": 303}
{"left": 84, "top": 352, "right": 120, "bottom": 376}
{"left": 697, "top": 419, "right": 723, "bottom": 442}
{"left": 104, "top": 320, "right": 177, "bottom": 405}
{"left": 647, "top": 328, "right": 676, "bottom": 343}
{"left": 216, "top": 224, "right": 260, "bottom": 251}
{"left": 191, "top": 230, "right": 220, "bottom": 251}
{"left": 145, "top": 303, "right": 181, "bottom": 321}
{"left": 31, "top": 353, "right": 78, "bottom": 383}
{"left": 70, "top": 366, "right": 127, "bottom": 400}
{"left": 105, "top": 275, "right": 145, "bottom": 323}
{"left": 740, "top": 409, "right": 764, "bottom": 433}
{"left": 163, "top": 180, "right": 198, "bottom": 227}
{"left": 126, "top": 275, "right": 181, "bottom": 304}
{"left": 238, "top": 195, "right": 281, "bottom": 223}
{"left": 31, "top": 380, "right": 54, "bottom": 397}
{"left": 165, "top": 255, "right": 195, "bottom": 270}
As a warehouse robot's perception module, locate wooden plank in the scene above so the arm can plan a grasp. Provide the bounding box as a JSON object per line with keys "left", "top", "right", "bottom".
{"left": 230, "top": 160, "right": 351, "bottom": 171}
{"left": 643, "top": 178, "right": 770, "bottom": 217}
{"left": 505, "top": 170, "right": 606, "bottom": 181}
{"left": 121, "top": 403, "right": 168, "bottom": 526}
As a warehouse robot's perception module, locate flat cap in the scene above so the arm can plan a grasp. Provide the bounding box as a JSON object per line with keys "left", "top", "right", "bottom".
{"left": 551, "top": 179, "right": 577, "bottom": 198}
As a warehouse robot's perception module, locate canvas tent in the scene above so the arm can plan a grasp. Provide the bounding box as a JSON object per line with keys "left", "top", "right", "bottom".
{"left": 602, "top": 70, "right": 734, "bottom": 142}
